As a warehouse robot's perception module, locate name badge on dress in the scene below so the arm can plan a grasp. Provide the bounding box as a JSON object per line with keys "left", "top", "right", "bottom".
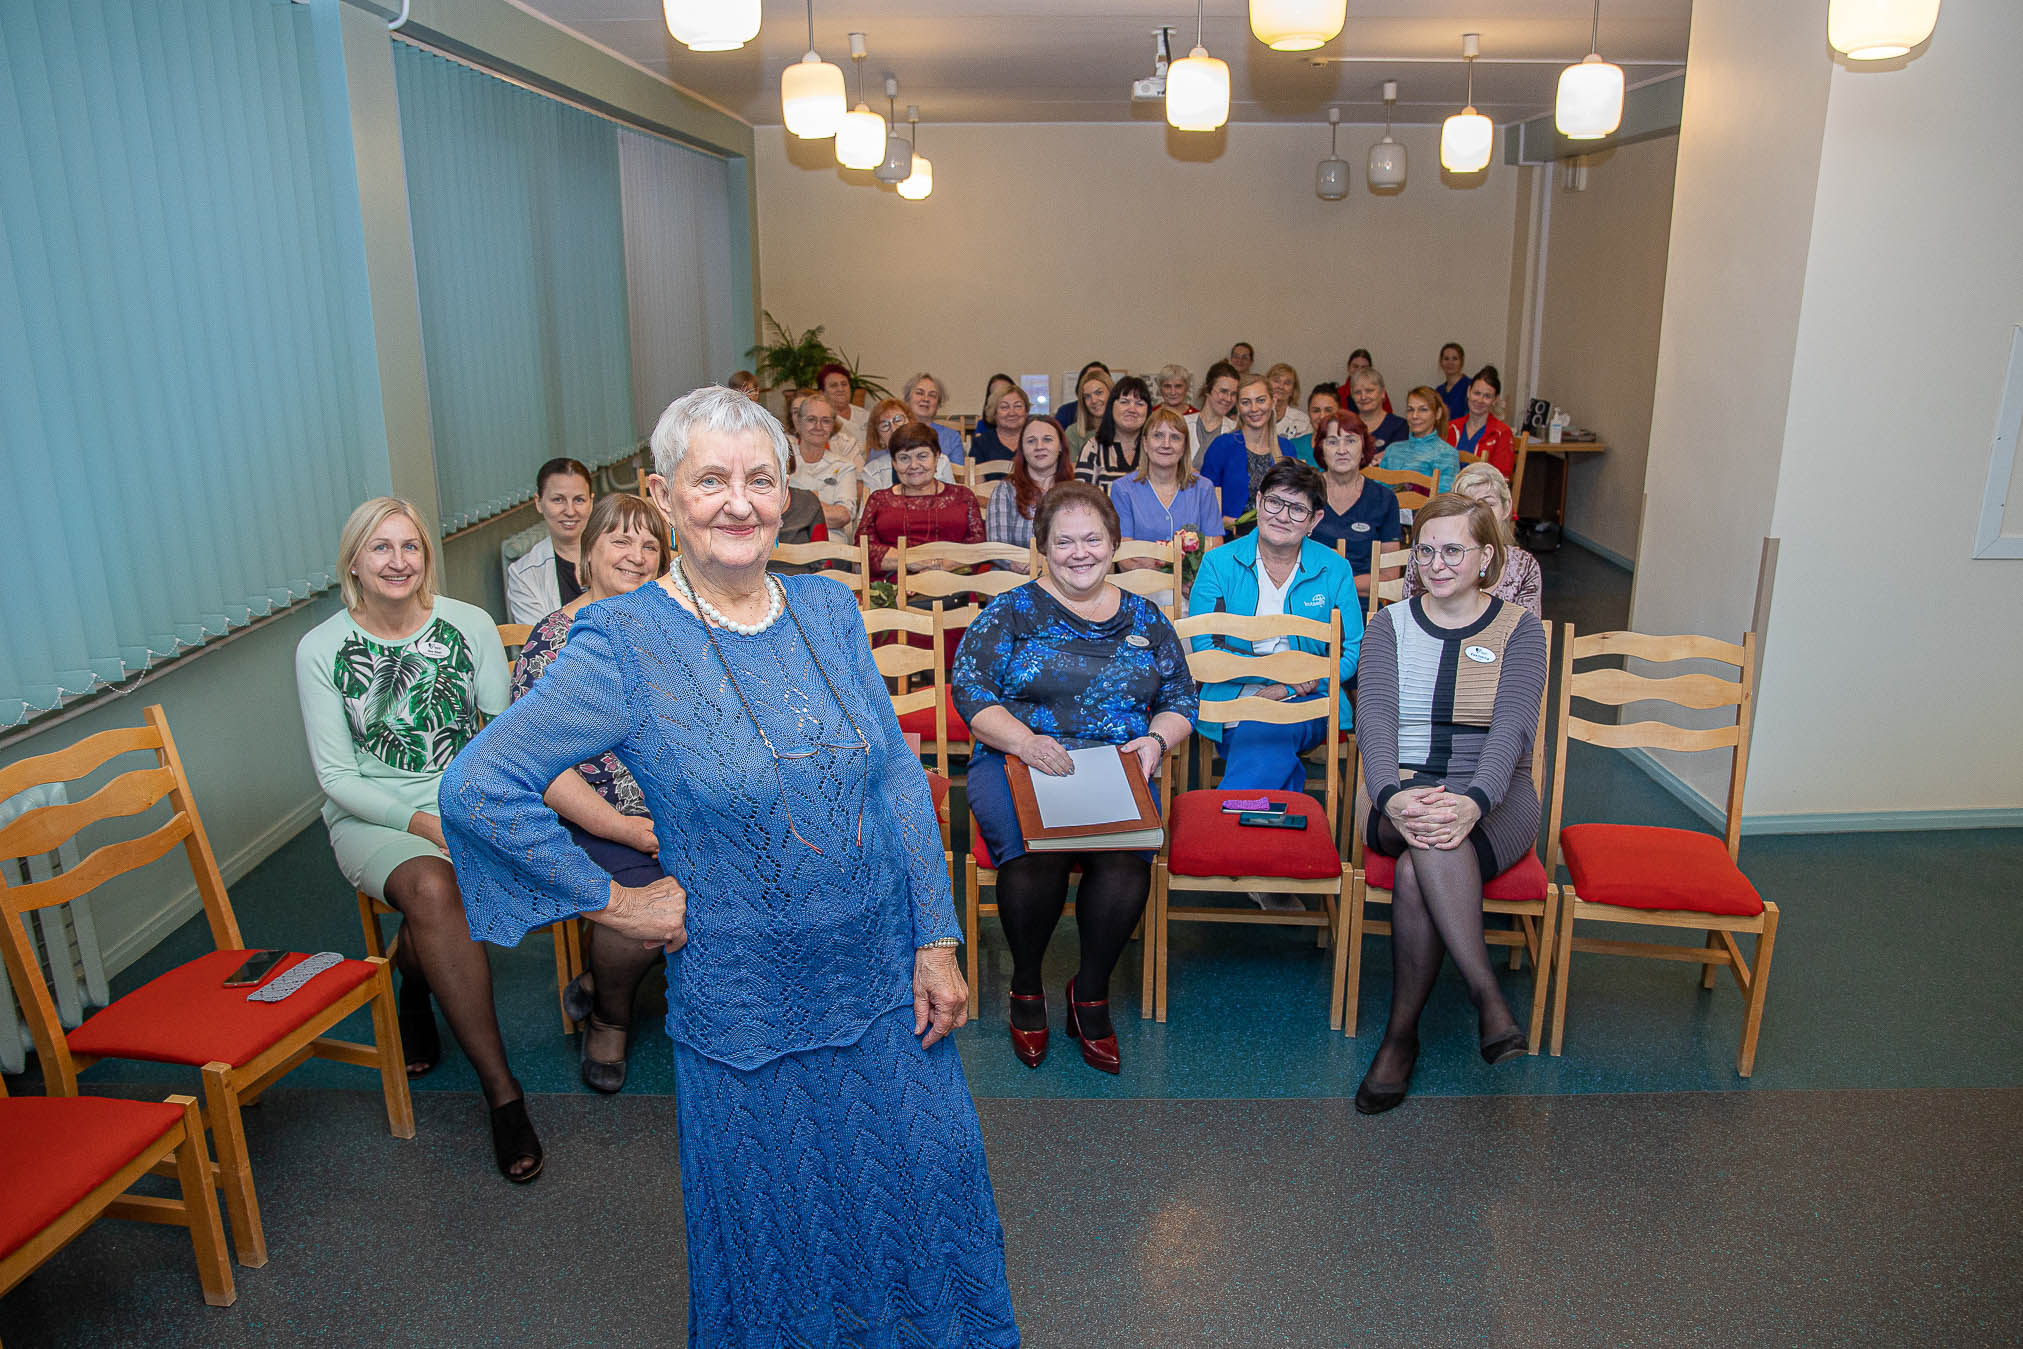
{"left": 415, "top": 639, "right": 451, "bottom": 659}
{"left": 1464, "top": 645, "right": 1497, "bottom": 664}
{"left": 1350, "top": 522, "right": 1372, "bottom": 533}
{"left": 1126, "top": 634, "right": 1150, "bottom": 648}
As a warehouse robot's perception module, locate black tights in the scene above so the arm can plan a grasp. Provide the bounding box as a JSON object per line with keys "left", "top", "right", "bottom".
{"left": 1367, "top": 819, "right": 1520, "bottom": 1084}
{"left": 578, "top": 924, "right": 663, "bottom": 1060}
{"left": 383, "top": 857, "right": 520, "bottom": 1108}
{"left": 995, "top": 851, "right": 1149, "bottom": 1040}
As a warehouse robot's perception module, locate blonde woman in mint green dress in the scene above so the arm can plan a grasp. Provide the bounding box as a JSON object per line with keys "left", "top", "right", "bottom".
{"left": 294, "top": 497, "right": 540, "bottom": 1183}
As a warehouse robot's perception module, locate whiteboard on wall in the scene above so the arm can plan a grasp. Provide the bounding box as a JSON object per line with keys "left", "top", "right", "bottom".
{"left": 1975, "top": 325, "right": 2023, "bottom": 559}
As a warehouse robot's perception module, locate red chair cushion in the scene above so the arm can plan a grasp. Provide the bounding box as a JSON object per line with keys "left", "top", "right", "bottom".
{"left": 68, "top": 949, "right": 379, "bottom": 1067}
{"left": 1362, "top": 848, "right": 1549, "bottom": 901}
{"left": 924, "top": 771, "right": 952, "bottom": 824}
{"left": 1559, "top": 824, "right": 1764, "bottom": 917}
{"left": 1167, "top": 791, "right": 1343, "bottom": 880}
{"left": 0, "top": 1096, "right": 184, "bottom": 1261}
{"left": 897, "top": 690, "right": 970, "bottom": 743}
{"left": 970, "top": 819, "right": 994, "bottom": 872}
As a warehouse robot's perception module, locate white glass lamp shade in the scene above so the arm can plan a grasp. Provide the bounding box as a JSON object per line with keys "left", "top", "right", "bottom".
{"left": 1315, "top": 157, "right": 1350, "bottom": 200}
{"left": 1555, "top": 53, "right": 1625, "bottom": 139}
{"left": 781, "top": 53, "right": 847, "bottom": 139}
{"left": 835, "top": 104, "right": 887, "bottom": 170}
{"left": 1249, "top": 0, "right": 1346, "bottom": 52}
{"left": 1367, "top": 134, "right": 1407, "bottom": 189}
{"left": 1166, "top": 47, "right": 1230, "bottom": 132}
{"left": 1828, "top": 0, "right": 1941, "bottom": 59}
{"left": 1440, "top": 108, "right": 1493, "bottom": 173}
{"left": 663, "top": 0, "right": 760, "bottom": 52}
{"left": 897, "top": 154, "right": 933, "bottom": 200}
{"left": 874, "top": 132, "right": 913, "bottom": 182}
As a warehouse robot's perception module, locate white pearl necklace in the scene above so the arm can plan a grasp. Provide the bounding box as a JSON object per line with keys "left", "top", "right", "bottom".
{"left": 672, "top": 562, "right": 782, "bottom": 635}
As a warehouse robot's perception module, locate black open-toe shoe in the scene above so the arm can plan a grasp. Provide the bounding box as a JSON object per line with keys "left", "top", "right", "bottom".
{"left": 490, "top": 1097, "right": 544, "bottom": 1184}
{"left": 579, "top": 1015, "right": 631, "bottom": 1095}
{"left": 396, "top": 976, "right": 441, "bottom": 1079}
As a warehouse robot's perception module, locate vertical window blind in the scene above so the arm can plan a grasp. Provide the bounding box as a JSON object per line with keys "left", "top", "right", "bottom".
{"left": 618, "top": 128, "right": 741, "bottom": 438}
{"left": 0, "top": 0, "right": 385, "bottom": 728}
{"left": 392, "top": 44, "right": 637, "bottom": 531}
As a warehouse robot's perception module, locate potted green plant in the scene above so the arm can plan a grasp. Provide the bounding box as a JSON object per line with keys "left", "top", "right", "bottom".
{"left": 747, "top": 311, "right": 892, "bottom": 406}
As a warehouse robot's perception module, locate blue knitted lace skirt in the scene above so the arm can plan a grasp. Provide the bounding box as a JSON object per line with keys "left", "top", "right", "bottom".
{"left": 672, "top": 1006, "right": 1020, "bottom": 1347}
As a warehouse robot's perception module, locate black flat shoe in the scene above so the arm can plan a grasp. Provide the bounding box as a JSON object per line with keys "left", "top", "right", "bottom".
{"left": 1480, "top": 1027, "right": 1528, "bottom": 1065}
{"left": 1355, "top": 1042, "right": 1418, "bottom": 1116}
{"left": 562, "top": 972, "right": 595, "bottom": 1027}
{"left": 396, "top": 977, "right": 440, "bottom": 1079}
{"left": 490, "top": 1097, "right": 544, "bottom": 1184}
{"left": 579, "top": 1015, "right": 630, "bottom": 1094}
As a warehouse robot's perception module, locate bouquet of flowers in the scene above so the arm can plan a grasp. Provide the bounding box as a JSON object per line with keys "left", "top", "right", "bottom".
{"left": 1174, "top": 525, "right": 1206, "bottom": 589}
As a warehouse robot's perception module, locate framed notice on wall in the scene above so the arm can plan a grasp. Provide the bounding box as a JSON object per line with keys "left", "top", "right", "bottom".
{"left": 1974, "top": 325, "right": 2023, "bottom": 559}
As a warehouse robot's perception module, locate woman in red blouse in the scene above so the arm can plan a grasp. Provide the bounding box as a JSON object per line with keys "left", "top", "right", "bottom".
{"left": 1443, "top": 365, "right": 1517, "bottom": 479}
{"left": 856, "top": 420, "right": 986, "bottom": 575}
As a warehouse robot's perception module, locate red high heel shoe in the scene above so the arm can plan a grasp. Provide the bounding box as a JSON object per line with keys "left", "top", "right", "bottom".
{"left": 1008, "top": 992, "right": 1048, "bottom": 1068}
{"left": 1063, "top": 977, "right": 1120, "bottom": 1075}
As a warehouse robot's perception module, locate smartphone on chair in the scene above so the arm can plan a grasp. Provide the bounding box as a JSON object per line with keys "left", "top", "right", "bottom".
{"left": 222, "top": 950, "right": 287, "bottom": 988}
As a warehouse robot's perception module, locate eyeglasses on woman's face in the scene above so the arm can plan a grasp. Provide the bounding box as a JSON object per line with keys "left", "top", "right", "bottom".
{"left": 1258, "top": 494, "right": 1315, "bottom": 523}
{"left": 1413, "top": 542, "right": 1482, "bottom": 569}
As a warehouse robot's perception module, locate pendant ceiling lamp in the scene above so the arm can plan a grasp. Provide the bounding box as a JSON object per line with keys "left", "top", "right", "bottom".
{"left": 834, "top": 35, "right": 888, "bottom": 170}
{"left": 662, "top": 0, "right": 759, "bottom": 52}
{"left": 1315, "top": 109, "right": 1350, "bottom": 200}
{"left": 1167, "top": 0, "right": 1230, "bottom": 132}
{"left": 874, "top": 80, "right": 913, "bottom": 183}
{"left": 898, "top": 108, "right": 933, "bottom": 201}
{"left": 1828, "top": 0, "right": 1941, "bottom": 59}
{"left": 1367, "top": 80, "right": 1407, "bottom": 190}
{"left": 1440, "top": 34, "right": 1493, "bottom": 174}
{"left": 780, "top": 0, "right": 847, "bottom": 139}
{"left": 1556, "top": 1, "right": 1625, "bottom": 140}
{"left": 1249, "top": 0, "right": 1346, "bottom": 53}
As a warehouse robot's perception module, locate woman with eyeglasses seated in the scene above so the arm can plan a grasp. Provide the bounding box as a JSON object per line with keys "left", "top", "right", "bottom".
{"left": 787, "top": 393, "right": 862, "bottom": 540}
{"left": 1200, "top": 373, "right": 1298, "bottom": 533}
{"left": 1185, "top": 461, "right": 1363, "bottom": 910}
{"left": 1307, "top": 413, "right": 1404, "bottom": 596}
{"left": 857, "top": 421, "right": 986, "bottom": 577}
{"left": 954, "top": 483, "right": 1197, "bottom": 1075}
{"left": 862, "top": 398, "right": 956, "bottom": 494}
{"left": 1380, "top": 386, "right": 1462, "bottom": 495}
{"left": 1443, "top": 365, "right": 1518, "bottom": 480}
{"left": 1353, "top": 492, "right": 1548, "bottom": 1116}
{"left": 1403, "top": 461, "right": 1540, "bottom": 618}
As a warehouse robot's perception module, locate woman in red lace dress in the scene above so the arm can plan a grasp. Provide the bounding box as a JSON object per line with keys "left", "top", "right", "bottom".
{"left": 857, "top": 421, "right": 986, "bottom": 576}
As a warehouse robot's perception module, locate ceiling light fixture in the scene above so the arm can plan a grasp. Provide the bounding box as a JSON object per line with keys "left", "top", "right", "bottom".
{"left": 1167, "top": 0, "right": 1230, "bottom": 132}
{"left": 898, "top": 107, "right": 933, "bottom": 200}
{"left": 875, "top": 79, "right": 913, "bottom": 182}
{"left": 662, "top": 0, "right": 759, "bottom": 52}
{"left": 1440, "top": 33, "right": 1493, "bottom": 174}
{"left": 1367, "top": 80, "right": 1407, "bottom": 190}
{"left": 1249, "top": 0, "right": 1346, "bottom": 53}
{"left": 780, "top": 0, "right": 847, "bottom": 139}
{"left": 1828, "top": 0, "right": 1941, "bottom": 59}
{"left": 835, "top": 35, "right": 888, "bottom": 170}
{"left": 1556, "top": 1, "right": 1625, "bottom": 139}
{"left": 1316, "top": 108, "right": 1350, "bottom": 200}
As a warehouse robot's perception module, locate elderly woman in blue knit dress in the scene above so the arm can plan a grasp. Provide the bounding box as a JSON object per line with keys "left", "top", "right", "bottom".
{"left": 439, "top": 387, "right": 1018, "bottom": 1346}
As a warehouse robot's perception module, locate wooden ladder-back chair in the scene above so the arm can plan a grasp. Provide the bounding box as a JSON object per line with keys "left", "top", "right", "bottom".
{"left": 1456, "top": 450, "right": 1484, "bottom": 467}
{"left": 1108, "top": 537, "right": 1186, "bottom": 622}
{"left": 0, "top": 1076, "right": 234, "bottom": 1316}
{"left": 1364, "top": 539, "right": 1413, "bottom": 621}
{"left": 1364, "top": 467, "right": 1439, "bottom": 514}
{"left": 859, "top": 606, "right": 954, "bottom": 805}
{"left": 1544, "top": 625, "right": 1776, "bottom": 1075}
{"left": 359, "top": 621, "right": 581, "bottom": 1033}
{"left": 1336, "top": 626, "right": 1557, "bottom": 1042}
{"left": 893, "top": 539, "right": 1030, "bottom": 770}
{"left": 964, "top": 459, "right": 1014, "bottom": 492}
{"left": 770, "top": 539, "right": 871, "bottom": 606}
{"left": 1156, "top": 612, "right": 1350, "bottom": 1025}
{"left": 0, "top": 707, "right": 414, "bottom": 1269}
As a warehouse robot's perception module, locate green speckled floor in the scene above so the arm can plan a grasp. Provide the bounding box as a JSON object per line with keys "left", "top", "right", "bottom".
{"left": 7, "top": 545, "right": 2022, "bottom": 1346}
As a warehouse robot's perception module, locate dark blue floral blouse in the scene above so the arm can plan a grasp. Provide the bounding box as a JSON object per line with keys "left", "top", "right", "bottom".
{"left": 951, "top": 583, "right": 1199, "bottom": 755}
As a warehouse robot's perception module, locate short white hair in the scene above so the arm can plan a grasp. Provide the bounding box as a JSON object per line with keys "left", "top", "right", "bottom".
{"left": 649, "top": 386, "right": 791, "bottom": 481}
{"left": 901, "top": 371, "right": 945, "bottom": 405}
{"left": 1452, "top": 460, "right": 1513, "bottom": 508}
{"left": 1157, "top": 363, "right": 1191, "bottom": 389}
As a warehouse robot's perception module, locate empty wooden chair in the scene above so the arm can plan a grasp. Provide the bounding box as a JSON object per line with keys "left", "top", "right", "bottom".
{"left": 770, "top": 539, "right": 871, "bottom": 606}
{"left": 0, "top": 707, "right": 413, "bottom": 1268}
{"left": 1364, "top": 466, "right": 1438, "bottom": 514}
{"left": 1544, "top": 626, "right": 1778, "bottom": 1075}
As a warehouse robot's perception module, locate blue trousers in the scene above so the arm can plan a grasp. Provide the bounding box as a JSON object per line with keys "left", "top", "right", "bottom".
{"left": 1217, "top": 708, "right": 1329, "bottom": 793}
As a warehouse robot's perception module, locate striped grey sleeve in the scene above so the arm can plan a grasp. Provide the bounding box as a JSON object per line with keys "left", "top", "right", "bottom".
{"left": 1355, "top": 607, "right": 1406, "bottom": 814}
{"left": 1464, "top": 612, "right": 1548, "bottom": 813}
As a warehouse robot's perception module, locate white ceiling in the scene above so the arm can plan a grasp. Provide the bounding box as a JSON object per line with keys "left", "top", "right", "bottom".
{"left": 515, "top": 1, "right": 1692, "bottom": 127}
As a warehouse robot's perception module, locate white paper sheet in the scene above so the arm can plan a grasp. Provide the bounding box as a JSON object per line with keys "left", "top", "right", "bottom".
{"left": 1028, "top": 745, "right": 1140, "bottom": 829}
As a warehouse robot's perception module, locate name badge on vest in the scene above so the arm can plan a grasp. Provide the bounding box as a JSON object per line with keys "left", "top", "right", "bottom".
{"left": 1464, "top": 645, "right": 1497, "bottom": 664}
{"left": 1350, "top": 522, "right": 1372, "bottom": 533}
{"left": 415, "top": 638, "right": 451, "bottom": 660}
